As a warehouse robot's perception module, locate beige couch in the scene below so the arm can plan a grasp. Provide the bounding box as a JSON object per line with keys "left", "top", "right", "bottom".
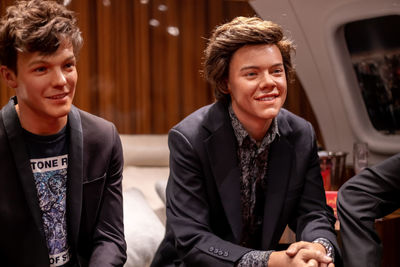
{"left": 120, "top": 134, "right": 169, "bottom": 267}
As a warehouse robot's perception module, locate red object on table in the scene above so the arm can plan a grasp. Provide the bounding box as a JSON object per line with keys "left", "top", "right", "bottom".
{"left": 321, "top": 168, "right": 331, "bottom": 191}
{"left": 325, "top": 191, "right": 338, "bottom": 219}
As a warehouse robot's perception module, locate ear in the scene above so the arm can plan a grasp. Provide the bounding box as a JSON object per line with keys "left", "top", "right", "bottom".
{"left": 0, "top": 66, "right": 18, "bottom": 89}
{"left": 223, "top": 78, "right": 231, "bottom": 94}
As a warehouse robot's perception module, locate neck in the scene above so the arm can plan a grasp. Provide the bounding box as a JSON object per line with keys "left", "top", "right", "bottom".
{"left": 241, "top": 118, "right": 272, "bottom": 142}
{"left": 15, "top": 104, "right": 67, "bottom": 135}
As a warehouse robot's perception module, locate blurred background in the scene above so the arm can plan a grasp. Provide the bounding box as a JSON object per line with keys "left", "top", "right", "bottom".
{"left": 0, "top": 0, "right": 323, "bottom": 145}
{"left": 1, "top": 1, "right": 399, "bottom": 266}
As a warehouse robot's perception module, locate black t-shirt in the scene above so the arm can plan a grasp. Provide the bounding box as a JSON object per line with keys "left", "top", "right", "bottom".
{"left": 23, "top": 126, "right": 74, "bottom": 267}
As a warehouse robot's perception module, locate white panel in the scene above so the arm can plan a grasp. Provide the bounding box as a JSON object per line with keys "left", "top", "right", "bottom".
{"left": 251, "top": 0, "right": 400, "bottom": 165}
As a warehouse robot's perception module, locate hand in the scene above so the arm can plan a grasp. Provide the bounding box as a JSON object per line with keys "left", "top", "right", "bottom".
{"left": 306, "top": 259, "right": 335, "bottom": 267}
{"left": 269, "top": 247, "right": 333, "bottom": 267}
{"left": 285, "top": 241, "right": 334, "bottom": 267}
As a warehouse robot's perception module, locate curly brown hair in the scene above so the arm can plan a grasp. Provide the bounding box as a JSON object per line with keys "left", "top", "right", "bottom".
{"left": 0, "top": 0, "right": 83, "bottom": 74}
{"left": 203, "top": 16, "right": 295, "bottom": 102}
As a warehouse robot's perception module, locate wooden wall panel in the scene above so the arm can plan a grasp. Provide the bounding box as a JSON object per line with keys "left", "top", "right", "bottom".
{"left": 150, "top": 0, "right": 168, "bottom": 133}
{"left": 192, "top": 1, "right": 209, "bottom": 110}
{"left": 0, "top": 0, "right": 323, "bottom": 145}
{"left": 69, "top": 1, "right": 92, "bottom": 113}
{"left": 96, "top": 0, "right": 114, "bottom": 121}
{"left": 165, "top": 0, "right": 180, "bottom": 130}
{"left": 133, "top": 0, "right": 151, "bottom": 133}
{"left": 0, "top": 0, "right": 15, "bottom": 105}
{"left": 181, "top": 0, "right": 199, "bottom": 116}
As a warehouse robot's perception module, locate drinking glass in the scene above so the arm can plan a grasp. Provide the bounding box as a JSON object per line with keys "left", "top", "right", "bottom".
{"left": 353, "top": 142, "right": 368, "bottom": 174}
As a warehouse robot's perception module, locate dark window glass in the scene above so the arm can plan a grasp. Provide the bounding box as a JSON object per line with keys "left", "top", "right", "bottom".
{"left": 345, "top": 15, "right": 400, "bottom": 134}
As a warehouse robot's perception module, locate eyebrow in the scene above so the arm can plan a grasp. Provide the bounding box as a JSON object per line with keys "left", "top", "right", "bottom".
{"left": 27, "top": 55, "right": 76, "bottom": 67}
{"left": 239, "top": 63, "right": 284, "bottom": 72}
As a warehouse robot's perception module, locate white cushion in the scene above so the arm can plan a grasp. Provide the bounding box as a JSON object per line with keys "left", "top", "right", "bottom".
{"left": 155, "top": 180, "right": 168, "bottom": 204}
{"left": 123, "top": 188, "right": 165, "bottom": 267}
{"left": 123, "top": 166, "right": 169, "bottom": 211}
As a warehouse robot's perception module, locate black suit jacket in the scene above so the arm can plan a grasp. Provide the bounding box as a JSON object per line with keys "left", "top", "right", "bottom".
{"left": 0, "top": 98, "right": 126, "bottom": 267}
{"left": 338, "top": 153, "right": 400, "bottom": 267}
{"left": 151, "top": 100, "right": 340, "bottom": 267}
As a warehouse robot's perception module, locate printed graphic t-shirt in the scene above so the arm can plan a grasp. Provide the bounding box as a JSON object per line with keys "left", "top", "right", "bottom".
{"left": 23, "top": 126, "right": 73, "bottom": 267}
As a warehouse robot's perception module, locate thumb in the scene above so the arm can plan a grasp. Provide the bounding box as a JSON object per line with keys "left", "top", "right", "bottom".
{"left": 286, "top": 243, "right": 299, "bottom": 257}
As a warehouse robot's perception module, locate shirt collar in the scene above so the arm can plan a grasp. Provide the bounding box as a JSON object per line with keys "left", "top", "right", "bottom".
{"left": 228, "top": 103, "right": 279, "bottom": 150}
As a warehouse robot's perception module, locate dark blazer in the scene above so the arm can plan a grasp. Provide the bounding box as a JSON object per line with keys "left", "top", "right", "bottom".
{"left": 338, "top": 153, "right": 400, "bottom": 267}
{"left": 151, "top": 100, "right": 340, "bottom": 267}
{"left": 0, "top": 98, "right": 126, "bottom": 267}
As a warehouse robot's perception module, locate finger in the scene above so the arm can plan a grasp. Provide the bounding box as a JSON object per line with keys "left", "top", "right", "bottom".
{"left": 308, "top": 259, "right": 318, "bottom": 267}
{"left": 286, "top": 241, "right": 308, "bottom": 256}
{"left": 302, "top": 249, "right": 333, "bottom": 264}
{"left": 286, "top": 242, "right": 299, "bottom": 256}
{"left": 328, "top": 263, "right": 335, "bottom": 267}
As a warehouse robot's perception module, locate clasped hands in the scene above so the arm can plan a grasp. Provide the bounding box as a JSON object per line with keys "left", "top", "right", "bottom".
{"left": 269, "top": 241, "right": 334, "bottom": 267}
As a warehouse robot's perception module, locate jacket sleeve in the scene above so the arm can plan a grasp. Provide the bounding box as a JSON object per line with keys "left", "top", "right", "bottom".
{"left": 165, "top": 128, "right": 252, "bottom": 266}
{"left": 337, "top": 153, "right": 400, "bottom": 267}
{"left": 88, "top": 124, "right": 127, "bottom": 266}
{"left": 288, "top": 122, "right": 342, "bottom": 265}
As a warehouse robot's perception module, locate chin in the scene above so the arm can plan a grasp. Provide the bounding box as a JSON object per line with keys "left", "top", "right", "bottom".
{"left": 261, "top": 109, "right": 280, "bottom": 119}
{"left": 51, "top": 108, "right": 71, "bottom": 119}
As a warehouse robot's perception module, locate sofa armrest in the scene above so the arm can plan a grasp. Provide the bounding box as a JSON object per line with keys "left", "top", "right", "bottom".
{"left": 120, "top": 134, "right": 169, "bottom": 167}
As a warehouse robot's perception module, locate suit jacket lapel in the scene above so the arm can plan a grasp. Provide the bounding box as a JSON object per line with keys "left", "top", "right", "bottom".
{"left": 261, "top": 115, "right": 293, "bottom": 249}
{"left": 66, "top": 106, "right": 83, "bottom": 248}
{"left": 203, "top": 101, "right": 243, "bottom": 242}
{"left": 1, "top": 99, "right": 47, "bottom": 243}
{"left": 202, "top": 103, "right": 295, "bottom": 247}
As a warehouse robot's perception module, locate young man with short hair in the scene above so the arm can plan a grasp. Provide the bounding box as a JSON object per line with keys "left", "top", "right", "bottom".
{"left": 0, "top": 1, "right": 126, "bottom": 266}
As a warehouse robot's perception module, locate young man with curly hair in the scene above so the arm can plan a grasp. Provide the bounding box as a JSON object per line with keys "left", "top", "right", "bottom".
{"left": 151, "top": 16, "right": 341, "bottom": 267}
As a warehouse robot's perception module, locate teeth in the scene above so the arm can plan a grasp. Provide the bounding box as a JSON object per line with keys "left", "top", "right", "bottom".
{"left": 49, "top": 94, "right": 66, "bottom": 99}
{"left": 259, "top": 96, "right": 275, "bottom": 101}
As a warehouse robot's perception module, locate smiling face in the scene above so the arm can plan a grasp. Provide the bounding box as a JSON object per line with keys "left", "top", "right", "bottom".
{"left": 227, "top": 44, "right": 287, "bottom": 140}
{"left": 0, "top": 40, "right": 77, "bottom": 135}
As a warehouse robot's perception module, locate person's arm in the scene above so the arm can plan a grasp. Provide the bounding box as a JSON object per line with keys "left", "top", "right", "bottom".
{"left": 236, "top": 244, "right": 333, "bottom": 267}
{"left": 165, "top": 128, "right": 252, "bottom": 266}
{"left": 236, "top": 242, "right": 334, "bottom": 267}
{"left": 240, "top": 122, "right": 337, "bottom": 267}
{"left": 236, "top": 250, "right": 273, "bottom": 266}
{"left": 88, "top": 125, "right": 127, "bottom": 266}
{"left": 282, "top": 240, "right": 334, "bottom": 267}
{"left": 286, "top": 122, "right": 340, "bottom": 265}
{"left": 337, "top": 153, "right": 400, "bottom": 267}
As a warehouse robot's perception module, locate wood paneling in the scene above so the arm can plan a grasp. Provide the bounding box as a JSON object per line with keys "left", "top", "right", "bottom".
{"left": 0, "top": 0, "right": 15, "bottom": 108}
{"left": 0, "top": 0, "right": 323, "bottom": 146}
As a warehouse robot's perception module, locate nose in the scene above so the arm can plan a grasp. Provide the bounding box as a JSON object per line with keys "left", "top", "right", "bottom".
{"left": 259, "top": 72, "right": 276, "bottom": 89}
{"left": 52, "top": 68, "right": 67, "bottom": 88}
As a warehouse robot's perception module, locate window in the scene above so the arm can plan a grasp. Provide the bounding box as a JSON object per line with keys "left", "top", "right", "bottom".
{"left": 345, "top": 15, "right": 400, "bottom": 134}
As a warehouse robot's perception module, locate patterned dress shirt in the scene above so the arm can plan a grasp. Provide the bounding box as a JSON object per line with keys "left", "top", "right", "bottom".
{"left": 228, "top": 105, "right": 334, "bottom": 267}
{"left": 229, "top": 105, "right": 277, "bottom": 266}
